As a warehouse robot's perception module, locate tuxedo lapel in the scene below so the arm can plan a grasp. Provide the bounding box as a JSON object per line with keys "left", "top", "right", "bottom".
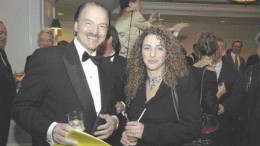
{"left": 62, "top": 43, "right": 97, "bottom": 132}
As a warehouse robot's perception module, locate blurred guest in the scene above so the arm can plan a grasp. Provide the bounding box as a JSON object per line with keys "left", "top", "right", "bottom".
{"left": 246, "top": 45, "right": 260, "bottom": 67}
{"left": 12, "top": 2, "right": 119, "bottom": 146}
{"left": 213, "top": 37, "right": 239, "bottom": 146}
{"left": 0, "top": 20, "right": 16, "bottom": 146}
{"left": 57, "top": 40, "right": 69, "bottom": 46}
{"left": 191, "top": 31, "right": 219, "bottom": 146}
{"left": 115, "top": 0, "right": 189, "bottom": 58}
{"left": 24, "top": 28, "right": 54, "bottom": 73}
{"left": 99, "top": 25, "right": 127, "bottom": 146}
{"left": 223, "top": 40, "right": 246, "bottom": 71}
{"left": 99, "top": 25, "right": 127, "bottom": 114}
{"left": 226, "top": 63, "right": 260, "bottom": 146}
{"left": 120, "top": 26, "right": 201, "bottom": 146}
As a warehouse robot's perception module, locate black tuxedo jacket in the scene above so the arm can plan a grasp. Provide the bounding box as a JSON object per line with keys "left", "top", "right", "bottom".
{"left": 11, "top": 42, "right": 116, "bottom": 145}
{"left": 112, "top": 54, "right": 126, "bottom": 102}
{"left": 0, "top": 49, "right": 16, "bottom": 108}
{"left": 0, "top": 49, "right": 16, "bottom": 145}
{"left": 218, "top": 62, "right": 239, "bottom": 105}
{"left": 223, "top": 53, "right": 246, "bottom": 71}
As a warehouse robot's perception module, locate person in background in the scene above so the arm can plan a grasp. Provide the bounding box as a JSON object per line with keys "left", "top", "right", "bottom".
{"left": 213, "top": 37, "right": 239, "bottom": 146}
{"left": 98, "top": 25, "right": 127, "bottom": 145}
{"left": 226, "top": 63, "right": 260, "bottom": 146}
{"left": 115, "top": 0, "right": 189, "bottom": 58}
{"left": 12, "top": 2, "right": 119, "bottom": 146}
{"left": 120, "top": 26, "right": 201, "bottom": 146}
{"left": 191, "top": 31, "right": 219, "bottom": 146}
{"left": 57, "top": 40, "right": 69, "bottom": 46}
{"left": 223, "top": 40, "right": 246, "bottom": 72}
{"left": 99, "top": 25, "right": 127, "bottom": 114}
{"left": 24, "top": 28, "right": 54, "bottom": 73}
{"left": 246, "top": 45, "right": 260, "bottom": 67}
{"left": 0, "top": 20, "right": 16, "bottom": 146}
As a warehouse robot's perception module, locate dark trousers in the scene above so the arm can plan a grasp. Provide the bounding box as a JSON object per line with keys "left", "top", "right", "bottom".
{"left": 230, "top": 117, "right": 247, "bottom": 146}
{"left": 0, "top": 114, "right": 11, "bottom": 146}
{"left": 214, "top": 114, "right": 233, "bottom": 146}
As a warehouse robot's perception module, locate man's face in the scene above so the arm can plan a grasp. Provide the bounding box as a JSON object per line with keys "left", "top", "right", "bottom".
{"left": 37, "top": 33, "right": 54, "bottom": 48}
{"left": 0, "top": 23, "right": 7, "bottom": 48}
{"left": 232, "top": 42, "right": 242, "bottom": 54}
{"left": 74, "top": 5, "right": 109, "bottom": 53}
{"left": 213, "top": 41, "right": 225, "bottom": 63}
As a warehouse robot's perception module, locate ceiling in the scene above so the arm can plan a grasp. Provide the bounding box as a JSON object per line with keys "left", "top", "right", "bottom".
{"left": 55, "top": 0, "right": 260, "bottom": 25}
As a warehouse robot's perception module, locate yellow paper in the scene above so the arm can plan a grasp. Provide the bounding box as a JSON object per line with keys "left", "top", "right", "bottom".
{"left": 52, "top": 130, "right": 110, "bottom": 146}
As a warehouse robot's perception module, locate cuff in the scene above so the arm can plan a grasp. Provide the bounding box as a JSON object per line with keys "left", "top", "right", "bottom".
{"left": 46, "top": 122, "right": 58, "bottom": 145}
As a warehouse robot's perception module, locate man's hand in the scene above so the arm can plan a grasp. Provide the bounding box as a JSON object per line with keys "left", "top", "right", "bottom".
{"left": 218, "top": 104, "right": 225, "bottom": 115}
{"left": 94, "top": 114, "right": 118, "bottom": 139}
{"left": 52, "top": 123, "right": 77, "bottom": 145}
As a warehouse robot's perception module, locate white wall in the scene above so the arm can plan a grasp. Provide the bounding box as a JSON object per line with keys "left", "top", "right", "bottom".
{"left": 0, "top": 0, "right": 47, "bottom": 72}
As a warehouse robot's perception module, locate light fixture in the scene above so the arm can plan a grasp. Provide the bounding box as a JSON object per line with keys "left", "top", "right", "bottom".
{"left": 232, "top": 0, "right": 256, "bottom": 4}
{"left": 50, "top": 18, "right": 62, "bottom": 30}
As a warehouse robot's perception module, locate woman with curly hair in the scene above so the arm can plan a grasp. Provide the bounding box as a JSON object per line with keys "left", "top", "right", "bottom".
{"left": 120, "top": 26, "right": 202, "bottom": 146}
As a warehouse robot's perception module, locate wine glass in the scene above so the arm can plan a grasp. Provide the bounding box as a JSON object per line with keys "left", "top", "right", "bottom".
{"left": 67, "top": 110, "right": 85, "bottom": 132}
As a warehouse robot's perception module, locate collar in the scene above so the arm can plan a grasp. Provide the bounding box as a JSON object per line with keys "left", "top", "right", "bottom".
{"left": 74, "top": 38, "right": 97, "bottom": 61}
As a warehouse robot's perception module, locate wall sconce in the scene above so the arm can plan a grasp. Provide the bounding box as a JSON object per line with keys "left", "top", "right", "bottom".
{"left": 50, "top": 18, "right": 62, "bottom": 45}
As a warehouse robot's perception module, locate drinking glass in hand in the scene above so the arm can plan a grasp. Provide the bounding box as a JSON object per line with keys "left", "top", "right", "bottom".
{"left": 67, "top": 110, "right": 85, "bottom": 132}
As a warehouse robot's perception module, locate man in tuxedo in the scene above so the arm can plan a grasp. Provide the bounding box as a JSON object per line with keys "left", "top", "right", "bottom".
{"left": 0, "top": 21, "right": 16, "bottom": 146}
{"left": 12, "top": 2, "right": 119, "bottom": 146}
{"left": 213, "top": 37, "right": 239, "bottom": 146}
{"left": 246, "top": 45, "right": 260, "bottom": 67}
{"left": 223, "top": 40, "right": 246, "bottom": 72}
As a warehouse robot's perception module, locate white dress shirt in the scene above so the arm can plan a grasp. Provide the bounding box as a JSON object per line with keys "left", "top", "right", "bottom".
{"left": 214, "top": 61, "right": 222, "bottom": 80}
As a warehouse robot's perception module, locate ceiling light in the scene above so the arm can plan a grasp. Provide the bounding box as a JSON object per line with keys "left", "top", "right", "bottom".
{"left": 232, "top": 0, "right": 256, "bottom": 3}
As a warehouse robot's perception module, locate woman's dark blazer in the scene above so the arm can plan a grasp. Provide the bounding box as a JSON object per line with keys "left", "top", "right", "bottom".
{"left": 127, "top": 72, "right": 202, "bottom": 146}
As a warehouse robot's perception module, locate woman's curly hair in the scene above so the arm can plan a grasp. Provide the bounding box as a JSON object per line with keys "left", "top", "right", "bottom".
{"left": 125, "top": 26, "right": 188, "bottom": 104}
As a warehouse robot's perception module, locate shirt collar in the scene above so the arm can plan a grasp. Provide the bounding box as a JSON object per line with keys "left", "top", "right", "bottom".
{"left": 74, "top": 38, "right": 97, "bottom": 62}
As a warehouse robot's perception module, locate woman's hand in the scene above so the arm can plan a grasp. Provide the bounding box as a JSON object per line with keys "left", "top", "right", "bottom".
{"left": 120, "top": 131, "right": 130, "bottom": 146}
{"left": 125, "top": 121, "right": 144, "bottom": 139}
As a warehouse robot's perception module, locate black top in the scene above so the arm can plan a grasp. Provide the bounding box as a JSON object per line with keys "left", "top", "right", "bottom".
{"left": 127, "top": 73, "right": 202, "bottom": 146}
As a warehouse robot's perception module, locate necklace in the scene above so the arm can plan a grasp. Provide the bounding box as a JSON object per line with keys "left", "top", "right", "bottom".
{"left": 147, "top": 75, "right": 163, "bottom": 89}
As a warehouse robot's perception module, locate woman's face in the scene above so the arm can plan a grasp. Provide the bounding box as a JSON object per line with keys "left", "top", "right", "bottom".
{"left": 142, "top": 34, "right": 166, "bottom": 73}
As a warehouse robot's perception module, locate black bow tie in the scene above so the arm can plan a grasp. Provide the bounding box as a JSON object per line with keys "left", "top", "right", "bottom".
{"left": 82, "top": 51, "right": 101, "bottom": 66}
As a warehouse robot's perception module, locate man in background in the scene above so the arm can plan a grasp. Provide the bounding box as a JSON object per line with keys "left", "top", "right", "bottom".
{"left": 213, "top": 37, "right": 239, "bottom": 146}
{"left": 98, "top": 25, "right": 127, "bottom": 146}
{"left": 0, "top": 20, "right": 16, "bottom": 146}
{"left": 24, "top": 28, "right": 54, "bottom": 73}
{"left": 223, "top": 40, "right": 246, "bottom": 72}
